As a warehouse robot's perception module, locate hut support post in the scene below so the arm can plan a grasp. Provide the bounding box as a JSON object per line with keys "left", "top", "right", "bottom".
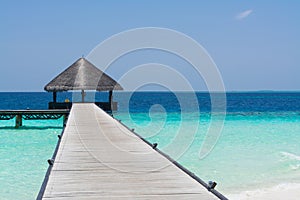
{"left": 53, "top": 92, "right": 57, "bottom": 103}
{"left": 81, "top": 90, "right": 85, "bottom": 103}
{"left": 108, "top": 90, "right": 112, "bottom": 104}
{"left": 108, "top": 90, "right": 113, "bottom": 110}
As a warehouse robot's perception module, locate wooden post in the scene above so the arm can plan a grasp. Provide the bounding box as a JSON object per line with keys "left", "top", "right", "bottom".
{"left": 81, "top": 90, "right": 85, "bottom": 103}
{"left": 109, "top": 90, "right": 113, "bottom": 103}
{"left": 63, "top": 114, "right": 68, "bottom": 126}
{"left": 53, "top": 92, "right": 57, "bottom": 103}
{"left": 15, "top": 114, "right": 22, "bottom": 128}
{"left": 109, "top": 90, "right": 113, "bottom": 110}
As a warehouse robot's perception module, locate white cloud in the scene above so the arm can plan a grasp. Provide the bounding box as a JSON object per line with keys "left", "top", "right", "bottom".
{"left": 236, "top": 9, "right": 253, "bottom": 20}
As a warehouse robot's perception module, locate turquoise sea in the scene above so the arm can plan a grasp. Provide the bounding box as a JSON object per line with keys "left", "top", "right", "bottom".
{"left": 0, "top": 119, "right": 62, "bottom": 200}
{"left": 1, "top": 92, "right": 300, "bottom": 199}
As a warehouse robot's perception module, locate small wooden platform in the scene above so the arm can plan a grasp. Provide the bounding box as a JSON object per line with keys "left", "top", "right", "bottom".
{"left": 0, "top": 110, "right": 69, "bottom": 128}
{"left": 40, "top": 103, "right": 220, "bottom": 199}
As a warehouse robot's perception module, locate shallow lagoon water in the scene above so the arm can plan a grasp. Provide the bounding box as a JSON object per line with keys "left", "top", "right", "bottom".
{"left": 0, "top": 119, "right": 62, "bottom": 200}
{"left": 114, "top": 111, "right": 300, "bottom": 195}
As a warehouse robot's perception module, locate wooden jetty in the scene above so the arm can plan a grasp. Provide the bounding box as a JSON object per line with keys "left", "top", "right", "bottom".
{"left": 38, "top": 103, "right": 227, "bottom": 200}
{"left": 0, "top": 110, "right": 69, "bottom": 128}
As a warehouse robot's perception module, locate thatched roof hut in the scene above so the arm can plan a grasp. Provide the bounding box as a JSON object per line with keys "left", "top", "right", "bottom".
{"left": 44, "top": 57, "right": 123, "bottom": 92}
{"left": 44, "top": 58, "right": 122, "bottom": 109}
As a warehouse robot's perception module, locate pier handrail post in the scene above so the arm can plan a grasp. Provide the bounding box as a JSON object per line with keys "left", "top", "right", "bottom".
{"left": 63, "top": 114, "right": 68, "bottom": 125}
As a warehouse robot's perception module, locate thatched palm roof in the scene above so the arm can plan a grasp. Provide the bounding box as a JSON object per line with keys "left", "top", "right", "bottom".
{"left": 44, "top": 58, "right": 123, "bottom": 92}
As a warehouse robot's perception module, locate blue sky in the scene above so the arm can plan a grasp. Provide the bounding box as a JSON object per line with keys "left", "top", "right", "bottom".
{"left": 0, "top": 0, "right": 299, "bottom": 91}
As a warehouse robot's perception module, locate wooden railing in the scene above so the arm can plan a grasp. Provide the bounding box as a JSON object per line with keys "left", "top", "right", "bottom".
{"left": 48, "top": 102, "right": 118, "bottom": 111}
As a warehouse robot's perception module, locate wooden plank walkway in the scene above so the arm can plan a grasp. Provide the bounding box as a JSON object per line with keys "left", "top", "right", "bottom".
{"left": 41, "top": 103, "right": 219, "bottom": 199}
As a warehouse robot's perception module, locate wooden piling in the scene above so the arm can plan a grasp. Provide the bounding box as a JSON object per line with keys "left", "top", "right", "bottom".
{"left": 15, "top": 114, "right": 22, "bottom": 128}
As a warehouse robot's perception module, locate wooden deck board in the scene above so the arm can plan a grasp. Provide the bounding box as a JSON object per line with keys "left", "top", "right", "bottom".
{"left": 41, "top": 103, "right": 218, "bottom": 199}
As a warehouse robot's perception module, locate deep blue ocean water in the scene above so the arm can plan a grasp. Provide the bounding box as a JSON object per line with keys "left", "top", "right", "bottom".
{"left": 1, "top": 92, "right": 300, "bottom": 199}
{"left": 1, "top": 91, "right": 300, "bottom": 112}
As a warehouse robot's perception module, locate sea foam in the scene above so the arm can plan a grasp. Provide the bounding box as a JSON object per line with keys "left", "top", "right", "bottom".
{"left": 280, "top": 151, "right": 300, "bottom": 161}
{"left": 227, "top": 183, "right": 300, "bottom": 200}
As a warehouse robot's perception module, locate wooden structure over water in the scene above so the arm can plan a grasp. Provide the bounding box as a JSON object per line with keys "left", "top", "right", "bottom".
{"left": 0, "top": 110, "right": 69, "bottom": 128}
{"left": 38, "top": 103, "right": 227, "bottom": 200}
{"left": 44, "top": 58, "right": 123, "bottom": 111}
